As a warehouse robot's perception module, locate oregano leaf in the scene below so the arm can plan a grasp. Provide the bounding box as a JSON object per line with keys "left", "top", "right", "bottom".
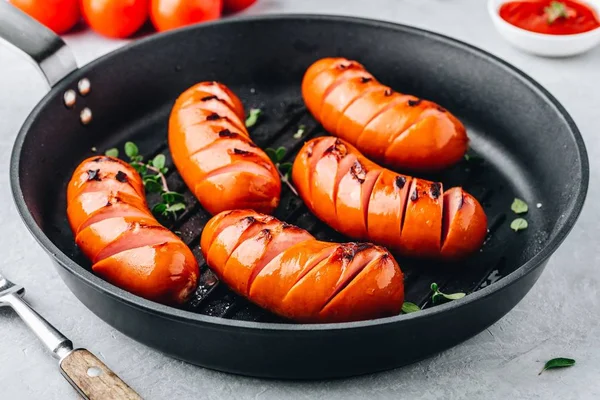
{"left": 144, "top": 180, "right": 162, "bottom": 193}
{"left": 245, "top": 108, "right": 262, "bottom": 128}
{"left": 279, "top": 162, "right": 293, "bottom": 176}
{"left": 510, "top": 218, "right": 528, "bottom": 232}
{"left": 152, "top": 203, "right": 167, "bottom": 214}
{"left": 105, "top": 148, "right": 119, "bottom": 158}
{"left": 430, "top": 282, "right": 466, "bottom": 304}
{"left": 539, "top": 357, "right": 575, "bottom": 375}
{"left": 511, "top": 198, "right": 529, "bottom": 214}
{"left": 124, "top": 142, "right": 139, "bottom": 159}
{"left": 293, "top": 125, "right": 306, "bottom": 139}
{"left": 152, "top": 154, "right": 166, "bottom": 170}
{"left": 275, "top": 146, "right": 287, "bottom": 161}
{"left": 165, "top": 203, "right": 186, "bottom": 213}
{"left": 402, "top": 302, "right": 420, "bottom": 314}
{"left": 265, "top": 148, "right": 278, "bottom": 163}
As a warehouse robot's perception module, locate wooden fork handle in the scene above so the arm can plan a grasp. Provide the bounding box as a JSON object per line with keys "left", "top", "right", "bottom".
{"left": 60, "top": 349, "right": 142, "bottom": 400}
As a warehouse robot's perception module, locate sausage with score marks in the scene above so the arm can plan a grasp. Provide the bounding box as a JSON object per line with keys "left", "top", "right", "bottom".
{"left": 302, "top": 57, "right": 468, "bottom": 172}
{"left": 169, "top": 81, "right": 281, "bottom": 215}
{"left": 201, "top": 210, "right": 404, "bottom": 323}
{"left": 292, "top": 137, "right": 487, "bottom": 260}
{"left": 67, "top": 156, "right": 199, "bottom": 305}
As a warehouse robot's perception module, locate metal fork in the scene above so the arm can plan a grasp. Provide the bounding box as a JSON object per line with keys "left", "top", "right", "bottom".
{"left": 0, "top": 272, "right": 141, "bottom": 399}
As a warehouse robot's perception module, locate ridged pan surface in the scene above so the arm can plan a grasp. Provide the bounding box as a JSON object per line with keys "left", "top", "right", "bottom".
{"left": 10, "top": 15, "right": 588, "bottom": 378}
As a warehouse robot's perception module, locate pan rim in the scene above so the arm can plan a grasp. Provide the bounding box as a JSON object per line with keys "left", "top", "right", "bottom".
{"left": 9, "top": 13, "right": 589, "bottom": 332}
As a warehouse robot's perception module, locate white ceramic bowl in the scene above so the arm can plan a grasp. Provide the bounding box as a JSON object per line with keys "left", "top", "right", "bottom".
{"left": 488, "top": 0, "right": 600, "bottom": 56}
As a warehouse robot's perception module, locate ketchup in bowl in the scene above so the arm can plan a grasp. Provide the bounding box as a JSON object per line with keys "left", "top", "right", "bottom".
{"left": 499, "top": 0, "right": 600, "bottom": 35}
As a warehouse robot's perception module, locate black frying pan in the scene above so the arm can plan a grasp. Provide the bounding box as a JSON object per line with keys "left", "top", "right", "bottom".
{"left": 0, "top": 4, "right": 588, "bottom": 379}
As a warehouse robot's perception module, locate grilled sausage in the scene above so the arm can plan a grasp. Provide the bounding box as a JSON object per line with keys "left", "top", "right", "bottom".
{"left": 292, "top": 137, "right": 487, "bottom": 260}
{"left": 67, "top": 156, "right": 199, "bottom": 305}
{"left": 302, "top": 57, "right": 468, "bottom": 172}
{"left": 201, "top": 210, "right": 404, "bottom": 323}
{"left": 169, "top": 81, "right": 281, "bottom": 215}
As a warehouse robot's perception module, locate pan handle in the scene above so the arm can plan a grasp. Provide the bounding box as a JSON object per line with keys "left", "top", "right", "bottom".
{"left": 0, "top": 2, "right": 78, "bottom": 87}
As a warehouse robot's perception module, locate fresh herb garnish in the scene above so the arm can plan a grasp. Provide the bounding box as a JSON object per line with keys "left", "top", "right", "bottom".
{"left": 464, "top": 153, "right": 483, "bottom": 162}
{"left": 544, "top": 1, "right": 570, "bottom": 24}
{"left": 402, "top": 302, "right": 420, "bottom": 313}
{"left": 105, "top": 148, "right": 119, "bottom": 158}
{"left": 510, "top": 218, "right": 528, "bottom": 232}
{"left": 265, "top": 146, "right": 298, "bottom": 196}
{"left": 107, "top": 142, "right": 186, "bottom": 218}
{"left": 431, "top": 282, "right": 466, "bottom": 304}
{"left": 511, "top": 198, "right": 528, "bottom": 214}
{"left": 245, "top": 108, "right": 262, "bottom": 128}
{"left": 539, "top": 357, "right": 575, "bottom": 375}
{"left": 293, "top": 125, "right": 306, "bottom": 139}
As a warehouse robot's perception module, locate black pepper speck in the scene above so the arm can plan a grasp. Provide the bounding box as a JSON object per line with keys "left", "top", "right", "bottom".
{"left": 410, "top": 189, "right": 419, "bottom": 201}
{"left": 115, "top": 171, "right": 127, "bottom": 183}
{"left": 87, "top": 169, "right": 101, "bottom": 181}
{"left": 219, "top": 129, "right": 235, "bottom": 137}
{"left": 395, "top": 176, "right": 406, "bottom": 189}
{"left": 430, "top": 182, "right": 442, "bottom": 199}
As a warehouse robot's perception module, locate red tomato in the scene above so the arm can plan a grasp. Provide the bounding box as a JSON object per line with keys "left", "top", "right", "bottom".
{"left": 150, "top": 0, "right": 222, "bottom": 32}
{"left": 81, "top": 0, "right": 149, "bottom": 38}
{"left": 10, "top": 0, "right": 80, "bottom": 34}
{"left": 223, "top": 0, "right": 256, "bottom": 14}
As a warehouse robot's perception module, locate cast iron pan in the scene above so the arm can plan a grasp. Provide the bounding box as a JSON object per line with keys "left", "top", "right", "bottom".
{"left": 1, "top": 4, "right": 588, "bottom": 379}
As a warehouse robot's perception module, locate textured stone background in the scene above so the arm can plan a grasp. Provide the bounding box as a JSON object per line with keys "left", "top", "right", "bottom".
{"left": 1, "top": 0, "right": 599, "bottom": 398}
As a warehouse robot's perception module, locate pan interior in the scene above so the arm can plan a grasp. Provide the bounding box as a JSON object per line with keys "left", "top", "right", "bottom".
{"left": 15, "top": 17, "right": 584, "bottom": 323}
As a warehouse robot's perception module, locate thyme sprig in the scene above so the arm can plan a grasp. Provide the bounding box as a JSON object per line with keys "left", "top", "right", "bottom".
{"left": 105, "top": 142, "right": 186, "bottom": 218}
{"left": 265, "top": 146, "right": 298, "bottom": 196}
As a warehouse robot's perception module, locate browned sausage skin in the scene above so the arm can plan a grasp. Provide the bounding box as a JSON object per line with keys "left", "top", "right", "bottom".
{"left": 292, "top": 137, "right": 487, "bottom": 260}
{"left": 169, "top": 81, "right": 281, "bottom": 215}
{"left": 201, "top": 210, "right": 404, "bottom": 323}
{"left": 67, "top": 156, "right": 199, "bottom": 305}
{"left": 302, "top": 57, "right": 468, "bottom": 172}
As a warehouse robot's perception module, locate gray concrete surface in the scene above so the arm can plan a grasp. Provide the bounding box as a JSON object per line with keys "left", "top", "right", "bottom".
{"left": 1, "top": 0, "right": 599, "bottom": 398}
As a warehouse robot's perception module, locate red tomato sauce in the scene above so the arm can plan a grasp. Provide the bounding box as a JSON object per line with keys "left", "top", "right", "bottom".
{"left": 499, "top": 0, "right": 600, "bottom": 35}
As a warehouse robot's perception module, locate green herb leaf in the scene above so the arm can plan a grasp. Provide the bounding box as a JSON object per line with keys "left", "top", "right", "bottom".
{"left": 152, "top": 154, "right": 166, "bottom": 170}
{"left": 293, "top": 125, "right": 306, "bottom": 139}
{"left": 142, "top": 174, "right": 159, "bottom": 182}
{"left": 443, "top": 292, "right": 466, "bottom": 300}
{"left": 105, "top": 148, "right": 119, "bottom": 158}
{"left": 245, "top": 108, "right": 262, "bottom": 128}
{"left": 160, "top": 167, "right": 169, "bottom": 175}
{"left": 132, "top": 163, "right": 147, "bottom": 175}
{"left": 279, "top": 162, "right": 293, "bottom": 177}
{"left": 402, "top": 302, "right": 420, "bottom": 313}
{"left": 511, "top": 198, "right": 528, "bottom": 214}
{"left": 265, "top": 148, "right": 278, "bottom": 163}
{"left": 144, "top": 179, "right": 162, "bottom": 193}
{"left": 544, "top": 1, "right": 569, "bottom": 24}
{"left": 162, "top": 191, "right": 184, "bottom": 204}
{"left": 275, "top": 146, "right": 287, "bottom": 161}
{"left": 431, "top": 282, "right": 466, "bottom": 304}
{"left": 165, "top": 203, "right": 186, "bottom": 213}
{"left": 124, "top": 142, "right": 139, "bottom": 159}
{"left": 510, "top": 218, "right": 528, "bottom": 232}
{"left": 152, "top": 203, "right": 167, "bottom": 215}
{"left": 464, "top": 153, "right": 483, "bottom": 163}
{"left": 539, "top": 357, "right": 575, "bottom": 375}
